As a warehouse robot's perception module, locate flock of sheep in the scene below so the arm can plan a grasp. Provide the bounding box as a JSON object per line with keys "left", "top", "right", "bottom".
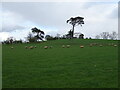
{"left": 10, "top": 43, "right": 118, "bottom": 49}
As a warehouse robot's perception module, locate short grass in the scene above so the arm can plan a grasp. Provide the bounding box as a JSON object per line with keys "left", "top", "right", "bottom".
{"left": 0, "top": 44, "right": 2, "bottom": 89}
{"left": 2, "top": 39, "right": 119, "bottom": 88}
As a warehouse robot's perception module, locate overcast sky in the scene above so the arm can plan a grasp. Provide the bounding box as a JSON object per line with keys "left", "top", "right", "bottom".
{"left": 0, "top": 0, "right": 119, "bottom": 41}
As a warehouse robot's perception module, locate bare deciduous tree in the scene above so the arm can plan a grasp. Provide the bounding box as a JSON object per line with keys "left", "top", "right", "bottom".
{"left": 95, "top": 35, "right": 100, "bottom": 39}
{"left": 100, "top": 32, "right": 109, "bottom": 39}
{"left": 27, "top": 32, "right": 37, "bottom": 42}
{"left": 109, "top": 31, "right": 117, "bottom": 40}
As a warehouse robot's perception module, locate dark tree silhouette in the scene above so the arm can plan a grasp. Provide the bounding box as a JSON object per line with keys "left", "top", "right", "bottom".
{"left": 3, "top": 37, "right": 15, "bottom": 44}
{"left": 67, "top": 16, "right": 84, "bottom": 38}
{"left": 45, "top": 35, "right": 53, "bottom": 40}
{"left": 68, "top": 30, "right": 73, "bottom": 39}
{"left": 8, "top": 37, "right": 14, "bottom": 44}
{"left": 79, "top": 34, "right": 84, "bottom": 39}
{"left": 31, "top": 27, "right": 45, "bottom": 41}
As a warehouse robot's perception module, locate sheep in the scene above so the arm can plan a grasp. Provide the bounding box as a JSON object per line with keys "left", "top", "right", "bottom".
{"left": 114, "top": 45, "right": 117, "bottom": 47}
{"left": 62, "top": 45, "right": 65, "bottom": 48}
{"left": 66, "top": 45, "right": 70, "bottom": 48}
{"left": 108, "top": 43, "right": 115, "bottom": 46}
{"left": 44, "top": 46, "right": 48, "bottom": 49}
{"left": 99, "top": 45, "right": 103, "bottom": 47}
{"left": 29, "top": 46, "right": 34, "bottom": 49}
{"left": 80, "top": 45, "right": 84, "bottom": 48}
{"left": 11, "top": 46, "right": 14, "bottom": 49}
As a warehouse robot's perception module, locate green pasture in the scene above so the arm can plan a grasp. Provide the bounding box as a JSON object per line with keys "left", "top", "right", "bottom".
{"left": 2, "top": 39, "right": 119, "bottom": 88}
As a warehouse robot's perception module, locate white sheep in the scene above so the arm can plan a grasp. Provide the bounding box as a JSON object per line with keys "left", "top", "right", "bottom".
{"left": 62, "top": 45, "right": 65, "bottom": 48}
{"left": 99, "top": 45, "right": 103, "bottom": 47}
{"left": 80, "top": 45, "right": 84, "bottom": 48}
{"left": 66, "top": 45, "right": 70, "bottom": 48}
{"left": 44, "top": 46, "right": 48, "bottom": 49}
{"left": 29, "top": 46, "right": 34, "bottom": 49}
{"left": 11, "top": 46, "right": 14, "bottom": 49}
{"left": 114, "top": 45, "right": 117, "bottom": 47}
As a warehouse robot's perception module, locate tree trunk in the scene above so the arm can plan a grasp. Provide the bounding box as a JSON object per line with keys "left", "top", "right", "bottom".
{"left": 39, "top": 33, "right": 44, "bottom": 41}
{"left": 72, "top": 25, "right": 75, "bottom": 38}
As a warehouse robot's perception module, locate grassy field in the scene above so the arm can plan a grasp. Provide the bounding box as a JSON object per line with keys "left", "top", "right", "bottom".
{"left": 2, "top": 39, "right": 119, "bottom": 88}
{"left": 0, "top": 44, "right": 2, "bottom": 89}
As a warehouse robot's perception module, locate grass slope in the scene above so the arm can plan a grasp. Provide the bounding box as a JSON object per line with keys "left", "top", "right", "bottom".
{"left": 2, "top": 39, "right": 119, "bottom": 88}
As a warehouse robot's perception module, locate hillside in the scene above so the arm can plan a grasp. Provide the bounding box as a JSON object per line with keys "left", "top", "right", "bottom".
{"left": 2, "top": 39, "right": 119, "bottom": 88}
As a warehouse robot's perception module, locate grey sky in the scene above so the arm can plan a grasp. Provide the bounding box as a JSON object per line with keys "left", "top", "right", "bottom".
{"left": 0, "top": 0, "right": 119, "bottom": 41}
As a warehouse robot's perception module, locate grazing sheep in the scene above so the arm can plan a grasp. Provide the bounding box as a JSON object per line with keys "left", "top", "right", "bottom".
{"left": 80, "top": 45, "right": 84, "bottom": 48}
{"left": 66, "top": 45, "right": 70, "bottom": 48}
{"left": 108, "top": 43, "right": 115, "bottom": 46}
{"left": 99, "top": 45, "right": 103, "bottom": 47}
{"left": 62, "top": 45, "right": 65, "bottom": 48}
{"left": 29, "top": 46, "right": 34, "bottom": 49}
{"left": 44, "top": 46, "right": 48, "bottom": 49}
{"left": 114, "top": 45, "right": 117, "bottom": 47}
{"left": 11, "top": 47, "right": 14, "bottom": 49}
{"left": 34, "top": 46, "right": 37, "bottom": 48}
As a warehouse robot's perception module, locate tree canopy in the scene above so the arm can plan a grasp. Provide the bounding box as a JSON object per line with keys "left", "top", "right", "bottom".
{"left": 31, "top": 27, "right": 45, "bottom": 41}
{"left": 67, "top": 16, "right": 84, "bottom": 38}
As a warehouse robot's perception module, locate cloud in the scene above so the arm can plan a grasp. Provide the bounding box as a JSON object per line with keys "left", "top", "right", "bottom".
{"left": 1, "top": 2, "right": 118, "bottom": 41}
{"left": 2, "top": 10, "right": 29, "bottom": 32}
{"left": 0, "top": 3, "right": 2, "bottom": 32}
{"left": 108, "top": 6, "right": 118, "bottom": 19}
{"left": 1, "top": 0, "right": 120, "bottom": 2}
{"left": 2, "top": 25, "right": 25, "bottom": 32}
{"left": 0, "top": 32, "right": 10, "bottom": 41}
